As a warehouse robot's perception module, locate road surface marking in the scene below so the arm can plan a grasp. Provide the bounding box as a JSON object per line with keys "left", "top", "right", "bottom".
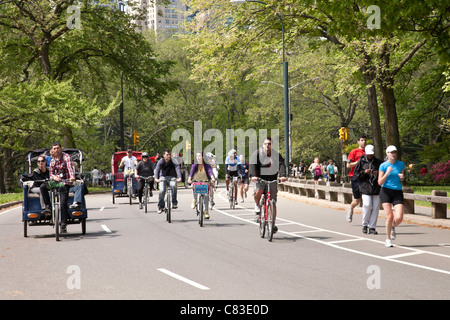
{"left": 157, "top": 268, "right": 210, "bottom": 290}
{"left": 215, "top": 191, "right": 450, "bottom": 275}
{"left": 101, "top": 225, "right": 112, "bottom": 233}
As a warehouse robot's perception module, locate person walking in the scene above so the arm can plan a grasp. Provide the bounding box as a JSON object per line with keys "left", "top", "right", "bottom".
{"left": 346, "top": 134, "right": 367, "bottom": 222}
{"left": 378, "top": 145, "right": 405, "bottom": 247}
{"left": 353, "top": 145, "right": 382, "bottom": 235}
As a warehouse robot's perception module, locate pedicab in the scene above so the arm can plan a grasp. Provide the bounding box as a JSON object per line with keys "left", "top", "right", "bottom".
{"left": 111, "top": 151, "right": 142, "bottom": 204}
{"left": 21, "top": 148, "right": 88, "bottom": 240}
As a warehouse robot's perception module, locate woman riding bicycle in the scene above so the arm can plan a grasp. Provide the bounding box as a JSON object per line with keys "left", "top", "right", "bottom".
{"left": 188, "top": 152, "right": 215, "bottom": 219}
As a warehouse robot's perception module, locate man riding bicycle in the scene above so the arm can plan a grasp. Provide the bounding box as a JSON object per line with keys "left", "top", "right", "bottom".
{"left": 135, "top": 152, "right": 155, "bottom": 209}
{"left": 225, "top": 149, "right": 240, "bottom": 205}
{"left": 155, "top": 149, "right": 182, "bottom": 214}
{"left": 249, "top": 137, "right": 287, "bottom": 233}
{"left": 47, "top": 142, "right": 76, "bottom": 234}
{"left": 119, "top": 149, "right": 138, "bottom": 198}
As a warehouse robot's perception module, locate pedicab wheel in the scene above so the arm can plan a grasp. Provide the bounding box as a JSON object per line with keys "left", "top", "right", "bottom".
{"left": 81, "top": 218, "right": 86, "bottom": 235}
{"left": 112, "top": 193, "right": 115, "bottom": 204}
{"left": 24, "top": 221, "right": 28, "bottom": 237}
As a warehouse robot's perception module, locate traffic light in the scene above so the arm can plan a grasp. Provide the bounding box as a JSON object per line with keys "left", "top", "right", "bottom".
{"left": 133, "top": 130, "right": 140, "bottom": 145}
{"left": 344, "top": 127, "right": 350, "bottom": 141}
{"left": 339, "top": 127, "right": 345, "bottom": 141}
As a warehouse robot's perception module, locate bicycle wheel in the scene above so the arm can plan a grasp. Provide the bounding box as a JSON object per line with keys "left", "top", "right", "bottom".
{"left": 128, "top": 178, "right": 132, "bottom": 205}
{"left": 198, "top": 195, "right": 204, "bottom": 227}
{"left": 267, "top": 200, "right": 275, "bottom": 242}
{"left": 259, "top": 200, "right": 266, "bottom": 238}
{"left": 54, "top": 201, "right": 60, "bottom": 241}
{"left": 144, "top": 185, "right": 148, "bottom": 213}
{"left": 229, "top": 184, "right": 234, "bottom": 209}
{"left": 166, "top": 191, "right": 171, "bottom": 223}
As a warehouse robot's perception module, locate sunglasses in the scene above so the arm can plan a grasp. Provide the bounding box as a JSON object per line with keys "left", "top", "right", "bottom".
{"left": 37, "top": 160, "right": 46, "bottom": 163}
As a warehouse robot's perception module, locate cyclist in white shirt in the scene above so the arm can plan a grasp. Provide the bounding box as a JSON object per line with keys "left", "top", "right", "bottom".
{"left": 119, "top": 149, "right": 138, "bottom": 197}
{"left": 225, "top": 149, "right": 240, "bottom": 204}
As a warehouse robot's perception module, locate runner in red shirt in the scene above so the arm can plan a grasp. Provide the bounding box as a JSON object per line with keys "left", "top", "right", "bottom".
{"left": 346, "top": 134, "right": 367, "bottom": 222}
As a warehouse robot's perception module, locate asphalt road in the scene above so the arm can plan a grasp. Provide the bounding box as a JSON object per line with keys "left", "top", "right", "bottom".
{"left": 1, "top": 185, "right": 449, "bottom": 301}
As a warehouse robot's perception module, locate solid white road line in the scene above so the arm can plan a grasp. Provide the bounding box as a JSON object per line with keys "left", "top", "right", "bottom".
{"left": 157, "top": 268, "right": 210, "bottom": 290}
{"left": 101, "top": 224, "right": 112, "bottom": 233}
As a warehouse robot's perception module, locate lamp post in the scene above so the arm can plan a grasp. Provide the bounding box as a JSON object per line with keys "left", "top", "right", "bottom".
{"left": 231, "top": 0, "right": 289, "bottom": 177}
{"left": 262, "top": 77, "right": 319, "bottom": 162}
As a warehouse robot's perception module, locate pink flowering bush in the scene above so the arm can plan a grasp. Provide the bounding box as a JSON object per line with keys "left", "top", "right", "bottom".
{"left": 430, "top": 160, "right": 450, "bottom": 184}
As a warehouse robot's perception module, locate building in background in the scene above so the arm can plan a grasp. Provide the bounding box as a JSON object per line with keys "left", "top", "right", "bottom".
{"left": 127, "top": 0, "right": 188, "bottom": 36}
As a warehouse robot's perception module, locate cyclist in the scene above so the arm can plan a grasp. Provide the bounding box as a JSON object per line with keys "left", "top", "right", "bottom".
{"left": 249, "top": 137, "right": 287, "bottom": 233}
{"left": 155, "top": 149, "right": 182, "bottom": 213}
{"left": 205, "top": 152, "right": 219, "bottom": 208}
{"left": 47, "top": 142, "right": 76, "bottom": 234}
{"left": 225, "top": 149, "right": 240, "bottom": 205}
{"left": 135, "top": 152, "right": 155, "bottom": 209}
{"left": 119, "top": 149, "right": 138, "bottom": 198}
{"left": 238, "top": 154, "right": 249, "bottom": 203}
{"left": 188, "top": 152, "right": 215, "bottom": 219}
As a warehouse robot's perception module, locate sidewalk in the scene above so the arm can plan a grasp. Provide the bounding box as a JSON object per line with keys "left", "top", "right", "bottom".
{"left": 279, "top": 191, "right": 450, "bottom": 230}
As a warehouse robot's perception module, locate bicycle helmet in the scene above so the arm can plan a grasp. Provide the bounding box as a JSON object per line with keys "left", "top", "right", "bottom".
{"left": 228, "top": 149, "right": 236, "bottom": 157}
{"left": 142, "top": 152, "right": 149, "bottom": 157}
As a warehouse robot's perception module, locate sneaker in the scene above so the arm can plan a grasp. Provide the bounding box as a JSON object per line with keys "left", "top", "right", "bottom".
{"left": 139, "top": 202, "right": 143, "bottom": 209}
{"left": 60, "top": 224, "right": 67, "bottom": 234}
{"left": 226, "top": 189, "right": 229, "bottom": 196}
{"left": 346, "top": 209, "right": 353, "bottom": 222}
{"left": 369, "top": 228, "right": 378, "bottom": 235}
{"left": 69, "top": 202, "right": 81, "bottom": 210}
{"left": 240, "top": 199, "right": 244, "bottom": 203}
{"left": 254, "top": 204, "right": 261, "bottom": 214}
{"left": 191, "top": 199, "right": 197, "bottom": 209}
{"left": 210, "top": 200, "right": 215, "bottom": 209}
{"left": 172, "top": 204, "right": 178, "bottom": 209}
{"left": 390, "top": 227, "right": 396, "bottom": 240}
{"left": 204, "top": 211, "right": 210, "bottom": 219}
{"left": 273, "top": 226, "right": 278, "bottom": 234}
{"left": 157, "top": 207, "right": 163, "bottom": 214}
{"left": 385, "top": 239, "right": 393, "bottom": 247}
{"left": 362, "top": 226, "right": 368, "bottom": 234}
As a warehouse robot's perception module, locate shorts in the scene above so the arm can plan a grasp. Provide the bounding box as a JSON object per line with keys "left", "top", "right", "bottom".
{"left": 240, "top": 176, "right": 249, "bottom": 185}
{"left": 254, "top": 180, "right": 278, "bottom": 202}
{"left": 227, "top": 170, "right": 239, "bottom": 178}
{"left": 380, "top": 187, "right": 404, "bottom": 205}
{"left": 351, "top": 177, "right": 361, "bottom": 199}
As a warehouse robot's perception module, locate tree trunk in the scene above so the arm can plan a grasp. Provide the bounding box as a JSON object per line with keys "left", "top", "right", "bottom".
{"left": 378, "top": 47, "right": 401, "bottom": 159}
{"left": 360, "top": 54, "right": 383, "bottom": 159}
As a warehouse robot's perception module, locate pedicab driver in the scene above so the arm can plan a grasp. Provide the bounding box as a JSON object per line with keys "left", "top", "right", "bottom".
{"left": 48, "top": 142, "right": 76, "bottom": 234}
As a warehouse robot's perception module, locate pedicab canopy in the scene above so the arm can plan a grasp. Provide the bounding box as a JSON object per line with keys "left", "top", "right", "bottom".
{"left": 25, "top": 148, "right": 84, "bottom": 174}
{"left": 111, "top": 151, "right": 142, "bottom": 174}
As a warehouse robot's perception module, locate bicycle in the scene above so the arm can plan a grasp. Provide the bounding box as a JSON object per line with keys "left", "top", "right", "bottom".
{"left": 139, "top": 176, "right": 153, "bottom": 213}
{"left": 192, "top": 181, "right": 209, "bottom": 227}
{"left": 228, "top": 175, "right": 239, "bottom": 209}
{"left": 159, "top": 177, "right": 173, "bottom": 223}
{"left": 124, "top": 168, "right": 135, "bottom": 205}
{"left": 256, "top": 178, "right": 279, "bottom": 242}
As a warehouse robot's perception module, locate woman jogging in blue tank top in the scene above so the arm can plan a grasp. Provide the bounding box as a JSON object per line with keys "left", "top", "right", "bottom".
{"left": 378, "top": 145, "right": 405, "bottom": 248}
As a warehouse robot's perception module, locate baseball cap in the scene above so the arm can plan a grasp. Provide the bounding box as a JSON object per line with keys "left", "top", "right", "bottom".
{"left": 386, "top": 145, "right": 397, "bottom": 154}
{"left": 365, "top": 145, "right": 375, "bottom": 155}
